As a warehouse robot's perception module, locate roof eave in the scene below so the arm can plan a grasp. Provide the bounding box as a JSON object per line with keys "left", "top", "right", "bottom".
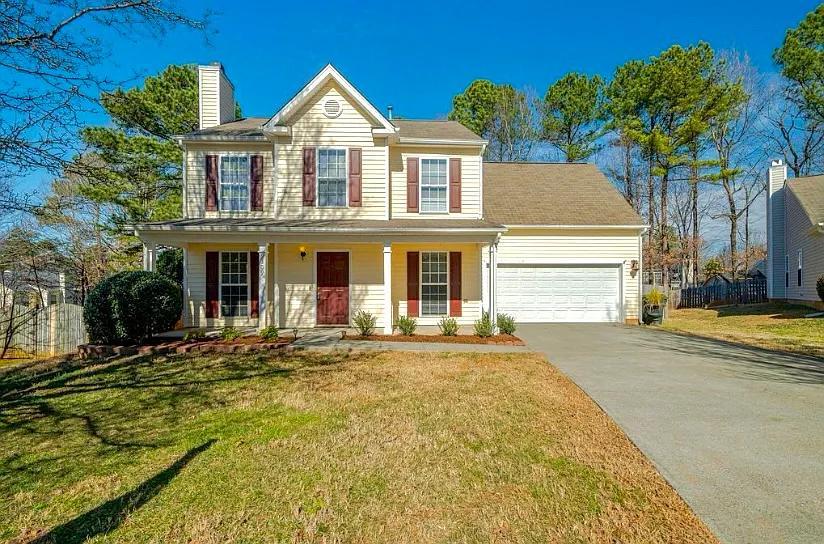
{"left": 395, "top": 137, "right": 487, "bottom": 147}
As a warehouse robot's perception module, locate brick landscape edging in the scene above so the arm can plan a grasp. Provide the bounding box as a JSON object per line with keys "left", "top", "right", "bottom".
{"left": 78, "top": 340, "right": 293, "bottom": 359}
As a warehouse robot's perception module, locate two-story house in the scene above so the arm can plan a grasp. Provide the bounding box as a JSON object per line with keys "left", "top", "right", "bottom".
{"left": 134, "top": 64, "right": 646, "bottom": 333}
{"left": 766, "top": 159, "right": 824, "bottom": 309}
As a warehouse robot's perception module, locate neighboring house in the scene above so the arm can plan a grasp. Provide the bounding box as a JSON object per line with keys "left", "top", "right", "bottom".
{"left": 766, "top": 159, "right": 824, "bottom": 309}
{"left": 0, "top": 270, "right": 75, "bottom": 309}
{"left": 133, "top": 64, "right": 646, "bottom": 332}
{"left": 746, "top": 259, "right": 767, "bottom": 281}
{"left": 703, "top": 274, "right": 732, "bottom": 288}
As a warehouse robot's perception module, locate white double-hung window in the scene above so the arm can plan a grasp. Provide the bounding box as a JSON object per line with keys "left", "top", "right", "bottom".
{"left": 421, "top": 252, "right": 448, "bottom": 316}
{"left": 420, "top": 158, "right": 448, "bottom": 213}
{"left": 317, "top": 148, "right": 347, "bottom": 207}
{"left": 220, "top": 155, "right": 250, "bottom": 211}
{"left": 220, "top": 252, "right": 248, "bottom": 317}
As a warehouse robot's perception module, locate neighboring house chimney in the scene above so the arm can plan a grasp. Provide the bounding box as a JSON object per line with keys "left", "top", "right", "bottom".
{"left": 198, "top": 63, "right": 236, "bottom": 130}
{"left": 766, "top": 159, "right": 787, "bottom": 299}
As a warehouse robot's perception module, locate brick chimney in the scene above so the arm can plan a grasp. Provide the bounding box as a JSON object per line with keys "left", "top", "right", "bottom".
{"left": 766, "top": 159, "right": 787, "bottom": 299}
{"left": 198, "top": 63, "right": 235, "bottom": 130}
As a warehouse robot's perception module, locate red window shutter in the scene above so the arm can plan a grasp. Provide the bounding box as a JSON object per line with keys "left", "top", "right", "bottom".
{"left": 250, "top": 155, "right": 263, "bottom": 211}
{"left": 348, "top": 148, "right": 362, "bottom": 207}
{"left": 406, "top": 157, "right": 419, "bottom": 212}
{"left": 303, "top": 147, "right": 316, "bottom": 206}
{"left": 406, "top": 251, "right": 419, "bottom": 317}
{"left": 205, "top": 251, "right": 219, "bottom": 318}
{"left": 449, "top": 252, "right": 462, "bottom": 317}
{"left": 249, "top": 251, "right": 259, "bottom": 318}
{"left": 449, "top": 158, "right": 461, "bottom": 213}
{"left": 205, "top": 155, "right": 218, "bottom": 211}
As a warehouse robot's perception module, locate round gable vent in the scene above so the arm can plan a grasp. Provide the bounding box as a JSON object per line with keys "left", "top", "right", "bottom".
{"left": 323, "top": 98, "right": 342, "bottom": 118}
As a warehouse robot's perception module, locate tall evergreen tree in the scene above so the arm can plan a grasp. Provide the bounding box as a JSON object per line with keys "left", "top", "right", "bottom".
{"left": 774, "top": 4, "right": 824, "bottom": 121}
{"left": 542, "top": 73, "right": 606, "bottom": 162}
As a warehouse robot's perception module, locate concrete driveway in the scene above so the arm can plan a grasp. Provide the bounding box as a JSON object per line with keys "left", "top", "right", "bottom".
{"left": 519, "top": 323, "right": 824, "bottom": 544}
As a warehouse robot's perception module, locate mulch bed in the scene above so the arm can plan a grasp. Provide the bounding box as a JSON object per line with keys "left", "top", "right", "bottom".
{"left": 345, "top": 334, "right": 524, "bottom": 345}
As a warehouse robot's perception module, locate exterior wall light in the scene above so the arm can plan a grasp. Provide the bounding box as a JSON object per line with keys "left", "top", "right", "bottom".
{"left": 299, "top": 246, "right": 307, "bottom": 260}
{"left": 630, "top": 259, "right": 639, "bottom": 277}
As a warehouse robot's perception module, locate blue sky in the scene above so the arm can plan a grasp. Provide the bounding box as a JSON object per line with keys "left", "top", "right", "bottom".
{"left": 97, "top": 0, "right": 817, "bottom": 121}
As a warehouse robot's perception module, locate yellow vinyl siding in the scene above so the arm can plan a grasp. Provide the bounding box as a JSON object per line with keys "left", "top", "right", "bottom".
{"left": 389, "top": 146, "right": 482, "bottom": 219}
{"left": 496, "top": 229, "right": 642, "bottom": 321}
{"left": 275, "top": 244, "right": 384, "bottom": 328}
{"left": 198, "top": 68, "right": 219, "bottom": 129}
{"left": 275, "top": 82, "right": 388, "bottom": 220}
{"left": 391, "top": 243, "right": 483, "bottom": 326}
{"left": 185, "top": 143, "right": 275, "bottom": 218}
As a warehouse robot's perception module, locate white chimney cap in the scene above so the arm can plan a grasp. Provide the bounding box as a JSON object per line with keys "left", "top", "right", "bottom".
{"left": 771, "top": 159, "right": 784, "bottom": 167}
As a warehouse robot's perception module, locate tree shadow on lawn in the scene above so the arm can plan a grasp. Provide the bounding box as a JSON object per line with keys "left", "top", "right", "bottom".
{"left": 25, "top": 439, "right": 216, "bottom": 544}
{"left": 712, "top": 303, "right": 817, "bottom": 320}
{"left": 0, "top": 350, "right": 373, "bottom": 494}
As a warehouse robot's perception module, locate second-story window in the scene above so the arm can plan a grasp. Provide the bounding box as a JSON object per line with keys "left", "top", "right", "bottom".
{"left": 317, "top": 148, "right": 347, "bottom": 207}
{"left": 420, "top": 158, "right": 448, "bottom": 213}
{"left": 220, "top": 155, "right": 250, "bottom": 211}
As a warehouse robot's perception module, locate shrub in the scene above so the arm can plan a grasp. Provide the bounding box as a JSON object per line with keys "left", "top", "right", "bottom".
{"left": 643, "top": 287, "right": 667, "bottom": 306}
{"left": 818, "top": 275, "right": 824, "bottom": 302}
{"left": 474, "top": 311, "right": 494, "bottom": 338}
{"left": 353, "top": 310, "right": 377, "bottom": 336}
{"left": 396, "top": 315, "right": 417, "bottom": 336}
{"left": 438, "top": 317, "right": 459, "bottom": 336}
{"left": 157, "top": 248, "right": 184, "bottom": 285}
{"left": 183, "top": 329, "right": 206, "bottom": 342}
{"left": 220, "top": 326, "right": 242, "bottom": 341}
{"left": 497, "top": 313, "right": 516, "bottom": 335}
{"left": 259, "top": 325, "right": 279, "bottom": 342}
{"left": 84, "top": 271, "right": 182, "bottom": 345}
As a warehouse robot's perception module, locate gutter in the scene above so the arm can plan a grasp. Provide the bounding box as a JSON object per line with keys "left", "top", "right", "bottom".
{"left": 504, "top": 224, "right": 650, "bottom": 231}
{"left": 133, "top": 224, "right": 506, "bottom": 235}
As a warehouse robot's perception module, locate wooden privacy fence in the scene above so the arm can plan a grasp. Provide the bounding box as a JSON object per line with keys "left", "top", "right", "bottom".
{"left": 678, "top": 279, "right": 767, "bottom": 309}
{"left": 1, "top": 302, "right": 87, "bottom": 359}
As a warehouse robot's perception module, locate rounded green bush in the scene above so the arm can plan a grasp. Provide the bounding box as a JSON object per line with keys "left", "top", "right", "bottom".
{"left": 84, "top": 271, "right": 182, "bottom": 344}
{"left": 157, "top": 248, "right": 184, "bottom": 284}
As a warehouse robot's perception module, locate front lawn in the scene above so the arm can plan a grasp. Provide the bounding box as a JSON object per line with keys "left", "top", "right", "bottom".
{"left": 1, "top": 350, "right": 714, "bottom": 543}
{"left": 663, "top": 303, "right": 824, "bottom": 357}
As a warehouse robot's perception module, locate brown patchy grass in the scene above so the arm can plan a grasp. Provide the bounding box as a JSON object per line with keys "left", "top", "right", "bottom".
{"left": 663, "top": 303, "right": 824, "bottom": 357}
{"left": 1, "top": 350, "right": 715, "bottom": 543}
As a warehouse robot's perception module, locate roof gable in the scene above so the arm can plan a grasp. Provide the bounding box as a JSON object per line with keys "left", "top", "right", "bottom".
{"left": 263, "top": 64, "right": 395, "bottom": 132}
{"left": 787, "top": 175, "right": 824, "bottom": 226}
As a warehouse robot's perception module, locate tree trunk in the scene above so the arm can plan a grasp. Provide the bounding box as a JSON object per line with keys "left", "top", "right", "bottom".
{"left": 660, "top": 168, "right": 669, "bottom": 292}
{"left": 724, "top": 178, "right": 738, "bottom": 280}
{"left": 690, "top": 150, "right": 699, "bottom": 286}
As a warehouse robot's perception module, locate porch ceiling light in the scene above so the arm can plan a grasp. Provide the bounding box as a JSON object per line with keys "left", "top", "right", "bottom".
{"left": 299, "top": 246, "right": 307, "bottom": 260}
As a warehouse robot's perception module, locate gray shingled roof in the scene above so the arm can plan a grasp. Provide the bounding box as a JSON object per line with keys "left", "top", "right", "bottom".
{"left": 135, "top": 217, "right": 503, "bottom": 232}
{"left": 391, "top": 119, "right": 484, "bottom": 142}
{"left": 788, "top": 175, "right": 824, "bottom": 225}
{"left": 179, "top": 117, "right": 267, "bottom": 140}
{"left": 483, "top": 162, "right": 645, "bottom": 226}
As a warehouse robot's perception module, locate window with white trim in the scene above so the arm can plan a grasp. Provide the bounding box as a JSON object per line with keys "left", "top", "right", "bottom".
{"left": 220, "top": 252, "right": 248, "bottom": 317}
{"left": 220, "top": 155, "right": 250, "bottom": 211}
{"left": 420, "top": 158, "right": 448, "bottom": 213}
{"left": 421, "top": 252, "right": 448, "bottom": 316}
{"left": 785, "top": 255, "right": 789, "bottom": 288}
{"left": 798, "top": 249, "right": 803, "bottom": 287}
{"left": 317, "top": 148, "right": 347, "bottom": 207}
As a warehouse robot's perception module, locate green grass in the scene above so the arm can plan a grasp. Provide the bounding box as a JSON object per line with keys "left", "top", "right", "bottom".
{"left": 663, "top": 303, "right": 824, "bottom": 357}
{"left": 0, "top": 350, "right": 715, "bottom": 543}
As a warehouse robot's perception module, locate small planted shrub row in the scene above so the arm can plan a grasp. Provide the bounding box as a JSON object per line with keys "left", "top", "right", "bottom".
{"left": 84, "top": 270, "right": 182, "bottom": 345}
{"left": 438, "top": 317, "right": 459, "bottom": 336}
{"left": 259, "top": 325, "right": 279, "bottom": 342}
{"left": 353, "top": 310, "right": 377, "bottom": 336}
{"left": 396, "top": 315, "right": 417, "bottom": 335}
{"left": 474, "top": 311, "right": 494, "bottom": 337}
{"left": 219, "top": 326, "right": 242, "bottom": 341}
{"left": 496, "top": 313, "right": 516, "bottom": 335}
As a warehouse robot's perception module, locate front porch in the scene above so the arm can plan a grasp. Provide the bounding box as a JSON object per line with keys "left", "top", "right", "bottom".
{"left": 137, "top": 220, "right": 504, "bottom": 334}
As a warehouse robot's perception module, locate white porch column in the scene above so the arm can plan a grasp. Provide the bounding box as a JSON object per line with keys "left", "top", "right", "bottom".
{"left": 488, "top": 239, "right": 498, "bottom": 332}
{"left": 142, "top": 242, "right": 156, "bottom": 272}
{"left": 182, "top": 245, "right": 189, "bottom": 326}
{"left": 272, "top": 243, "right": 279, "bottom": 328}
{"left": 258, "top": 242, "right": 268, "bottom": 329}
{"left": 383, "top": 241, "right": 393, "bottom": 334}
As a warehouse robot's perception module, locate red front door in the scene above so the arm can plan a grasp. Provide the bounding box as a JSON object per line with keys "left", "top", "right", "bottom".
{"left": 317, "top": 252, "right": 349, "bottom": 325}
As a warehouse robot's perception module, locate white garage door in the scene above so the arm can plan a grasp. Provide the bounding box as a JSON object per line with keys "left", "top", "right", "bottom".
{"left": 497, "top": 264, "right": 621, "bottom": 323}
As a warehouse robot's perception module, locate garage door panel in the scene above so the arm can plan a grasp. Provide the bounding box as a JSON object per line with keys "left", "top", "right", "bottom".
{"left": 497, "top": 264, "right": 620, "bottom": 323}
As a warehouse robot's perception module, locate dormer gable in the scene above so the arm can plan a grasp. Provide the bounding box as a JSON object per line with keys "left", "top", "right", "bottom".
{"left": 263, "top": 64, "right": 397, "bottom": 137}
